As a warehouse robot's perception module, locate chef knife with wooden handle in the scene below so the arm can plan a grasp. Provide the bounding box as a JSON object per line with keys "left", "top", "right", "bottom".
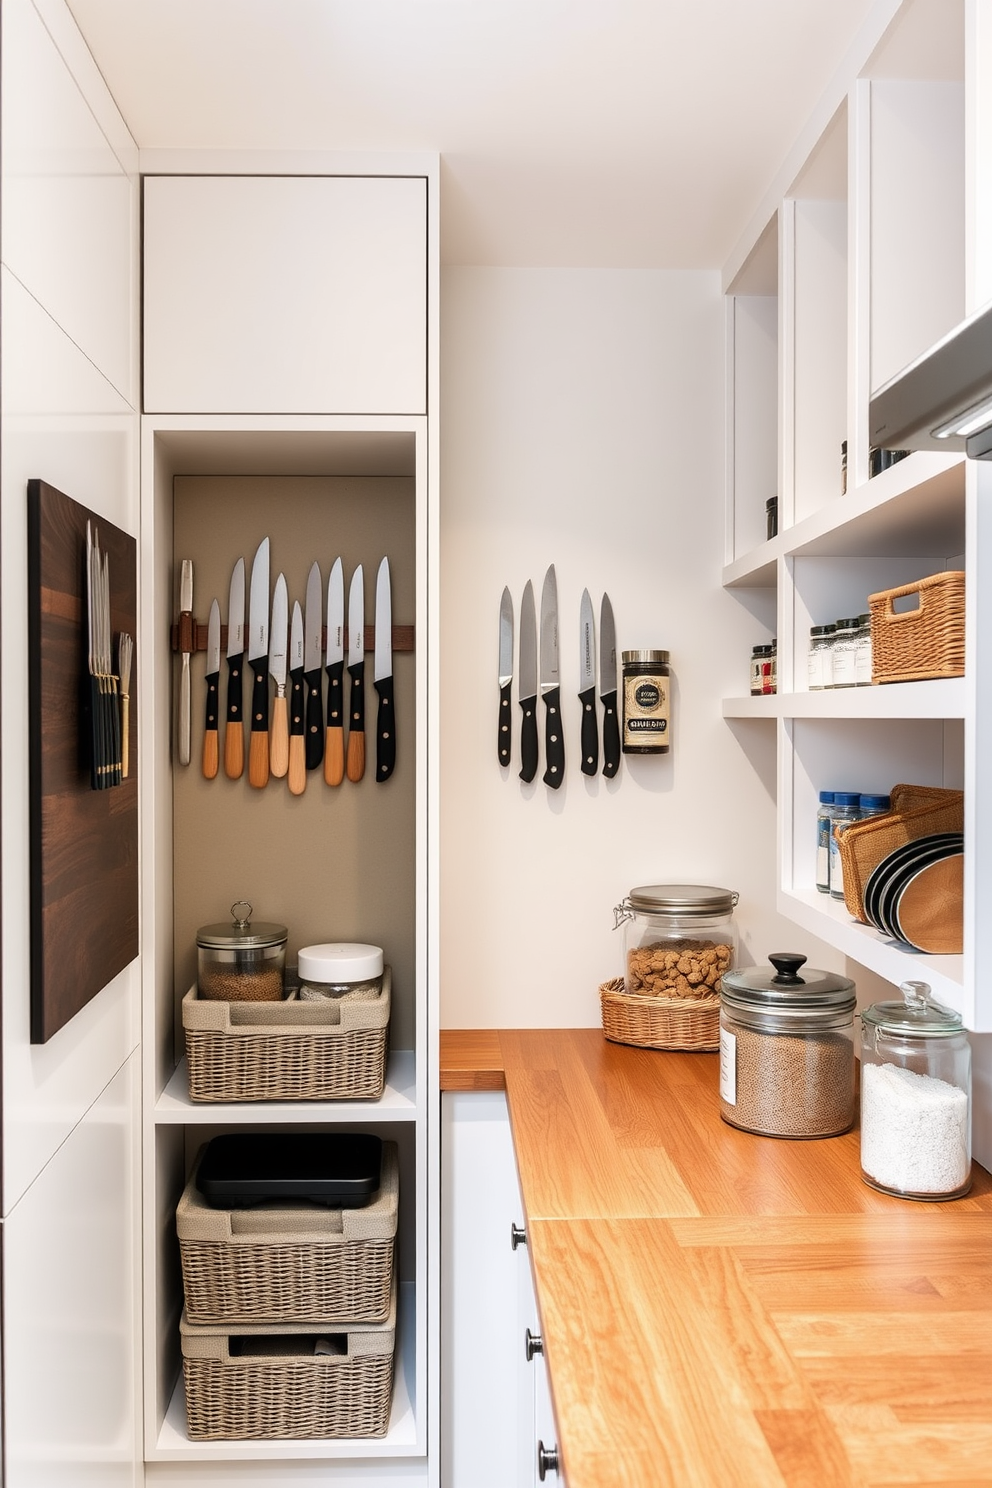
{"left": 202, "top": 599, "right": 221, "bottom": 779}
{"left": 304, "top": 559, "right": 324, "bottom": 771}
{"left": 288, "top": 600, "right": 306, "bottom": 796}
{"left": 224, "top": 556, "right": 246, "bottom": 779}
{"left": 346, "top": 563, "right": 366, "bottom": 782}
{"left": 247, "top": 536, "right": 270, "bottom": 789}
{"left": 374, "top": 556, "right": 396, "bottom": 782}
{"left": 269, "top": 573, "right": 289, "bottom": 778}
{"left": 324, "top": 557, "right": 345, "bottom": 786}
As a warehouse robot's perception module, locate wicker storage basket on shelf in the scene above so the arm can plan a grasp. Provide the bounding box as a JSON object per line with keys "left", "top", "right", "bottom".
{"left": 868, "top": 570, "right": 965, "bottom": 684}
{"left": 180, "top": 1282, "right": 396, "bottom": 1441}
{"left": 182, "top": 967, "right": 391, "bottom": 1102}
{"left": 599, "top": 978, "right": 721, "bottom": 1051}
{"left": 838, "top": 783, "right": 964, "bottom": 924}
{"left": 177, "top": 1142, "right": 398, "bottom": 1327}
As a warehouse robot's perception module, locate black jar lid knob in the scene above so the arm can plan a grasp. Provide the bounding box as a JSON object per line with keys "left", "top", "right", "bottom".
{"left": 768, "top": 952, "right": 807, "bottom": 985}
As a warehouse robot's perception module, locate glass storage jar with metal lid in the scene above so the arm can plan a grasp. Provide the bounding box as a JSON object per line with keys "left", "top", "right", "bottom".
{"left": 196, "top": 901, "right": 287, "bottom": 1002}
{"left": 614, "top": 884, "right": 738, "bottom": 998}
{"left": 860, "top": 981, "right": 971, "bottom": 1200}
{"left": 297, "top": 942, "right": 384, "bottom": 1002}
{"left": 719, "top": 953, "right": 856, "bottom": 1138}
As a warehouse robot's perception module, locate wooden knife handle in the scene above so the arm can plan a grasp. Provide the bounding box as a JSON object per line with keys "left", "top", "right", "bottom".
{"left": 120, "top": 692, "right": 130, "bottom": 780}
{"left": 224, "top": 720, "right": 244, "bottom": 780}
{"left": 270, "top": 692, "right": 289, "bottom": 778}
{"left": 325, "top": 726, "right": 344, "bottom": 786}
{"left": 202, "top": 727, "right": 218, "bottom": 780}
{"left": 288, "top": 733, "right": 306, "bottom": 796}
{"left": 179, "top": 653, "right": 191, "bottom": 766}
{"left": 248, "top": 728, "right": 269, "bottom": 789}
{"left": 346, "top": 727, "right": 365, "bottom": 783}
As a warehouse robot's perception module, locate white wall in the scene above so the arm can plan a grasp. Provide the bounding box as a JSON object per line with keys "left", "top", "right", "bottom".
{"left": 1, "top": 0, "right": 142, "bottom": 1480}
{"left": 439, "top": 267, "right": 838, "bottom": 1028}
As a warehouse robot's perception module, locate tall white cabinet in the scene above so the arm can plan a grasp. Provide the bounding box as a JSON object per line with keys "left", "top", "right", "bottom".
{"left": 138, "top": 162, "right": 439, "bottom": 1480}
{"left": 721, "top": 0, "right": 992, "bottom": 1035}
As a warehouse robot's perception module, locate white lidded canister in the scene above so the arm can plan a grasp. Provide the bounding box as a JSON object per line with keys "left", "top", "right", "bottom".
{"left": 297, "top": 942, "right": 384, "bottom": 1002}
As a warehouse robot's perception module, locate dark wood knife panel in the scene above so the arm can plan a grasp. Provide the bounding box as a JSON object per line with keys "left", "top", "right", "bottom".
{"left": 27, "top": 479, "right": 138, "bottom": 1044}
{"left": 172, "top": 473, "right": 418, "bottom": 1053}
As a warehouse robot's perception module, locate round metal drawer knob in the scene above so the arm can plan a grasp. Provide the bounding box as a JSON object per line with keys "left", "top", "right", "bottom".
{"left": 525, "top": 1327, "right": 543, "bottom": 1361}
{"left": 510, "top": 1222, "right": 527, "bottom": 1250}
{"left": 537, "top": 1440, "right": 559, "bottom": 1480}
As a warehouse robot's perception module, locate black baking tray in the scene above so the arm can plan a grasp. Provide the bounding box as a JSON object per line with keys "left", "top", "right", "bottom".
{"left": 195, "top": 1132, "right": 383, "bottom": 1208}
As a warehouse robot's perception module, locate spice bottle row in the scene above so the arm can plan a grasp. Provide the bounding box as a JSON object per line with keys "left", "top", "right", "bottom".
{"left": 815, "top": 790, "right": 891, "bottom": 899}
{"left": 808, "top": 615, "right": 872, "bottom": 689}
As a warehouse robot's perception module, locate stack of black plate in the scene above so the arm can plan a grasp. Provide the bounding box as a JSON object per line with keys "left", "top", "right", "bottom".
{"left": 863, "top": 833, "right": 964, "bottom": 953}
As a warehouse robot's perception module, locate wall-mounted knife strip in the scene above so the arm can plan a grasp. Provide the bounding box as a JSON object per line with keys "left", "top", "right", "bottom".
{"left": 170, "top": 621, "right": 414, "bottom": 653}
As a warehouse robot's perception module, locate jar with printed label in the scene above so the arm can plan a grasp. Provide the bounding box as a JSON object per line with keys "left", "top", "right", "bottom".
{"left": 829, "top": 618, "right": 860, "bottom": 688}
{"left": 807, "top": 625, "right": 835, "bottom": 690}
{"left": 621, "top": 651, "right": 671, "bottom": 754}
{"left": 828, "top": 792, "right": 862, "bottom": 899}
{"left": 815, "top": 791, "right": 835, "bottom": 893}
{"left": 855, "top": 613, "right": 873, "bottom": 686}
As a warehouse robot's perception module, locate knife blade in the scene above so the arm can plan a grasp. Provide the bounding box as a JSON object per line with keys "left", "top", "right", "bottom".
{"left": 178, "top": 558, "right": 193, "bottom": 767}
{"left": 518, "top": 579, "right": 538, "bottom": 784}
{"left": 304, "top": 560, "right": 324, "bottom": 771}
{"left": 247, "top": 537, "right": 270, "bottom": 789}
{"left": 540, "top": 564, "right": 564, "bottom": 788}
{"left": 224, "top": 556, "right": 246, "bottom": 779}
{"left": 600, "top": 592, "right": 620, "bottom": 779}
{"left": 324, "top": 557, "right": 345, "bottom": 786}
{"left": 346, "top": 564, "right": 366, "bottom": 783}
{"left": 118, "top": 631, "right": 133, "bottom": 781}
{"left": 579, "top": 588, "right": 598, "bottom": 776}
{"left": 288, "top": 599, "right": 306, "bottom": 796}
{"left": 269, "top": 573, "right": 289, "bottom": 779}
{"left": 374, "top": 556, "right": 395, "bottom": 782}
{"left": 498, "top": 586, "right": 513, "bottom": 768}
{"left": 202, "top": 599, "right": 221, "bottom": 780}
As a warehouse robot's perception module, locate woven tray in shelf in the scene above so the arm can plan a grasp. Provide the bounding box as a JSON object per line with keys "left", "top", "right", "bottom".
{"left": 178, "top": 1142, "right": 398, "bottom": 1327}
{"left": 600, "top": 978, "right": 721, "bottom": 1052}
{"left": 182, "top": 967, "right": 391, "bottom": 1102}
{"left": 180, "top": 1282, "right": 396, "bottom": 1441}
{"left": 868, "top": 570, "right": 965, "bottom": 684}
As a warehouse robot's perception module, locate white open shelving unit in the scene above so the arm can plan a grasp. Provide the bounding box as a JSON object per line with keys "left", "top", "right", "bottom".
{"left": 722, "top": 0, "right": 992, "bottom": 1032}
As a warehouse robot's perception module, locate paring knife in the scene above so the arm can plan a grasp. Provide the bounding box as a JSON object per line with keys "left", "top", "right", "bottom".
{"left": 304, "top": 560, "right": 324, "bottom": 771}
{"left": 179, "top": 558, "right": 193, "bottom": 766}
{"left": 247, "top": 537, "right": 270, "bottom": 789}
{"left": 518, "top": 579, "right": 538, "bottom": 784}
{"left": 224, "top": 557, "right": 246, "bottom": 779}
{"left": 269, "top": 573, "right": 289, "bottom": 779}
{"left": 324, "top": 557, "right": 345, "bottom": 786}
{"left": 579, "top": 588, "right": 598, "bottom": 776}
{"left": 540, "top": 564, "right": 564, "bottom": 788}
{"left": 374, "top": 556, "right": 395, "bottom": 782}
{"left": 498, "top": 586, "right": 513, "bottom": 768}
{"left": 346, "top": 564, "right": 366, "bottom": 783}
{"left": 288, "top": 600, "right": 306, "bottom": 796}
{"left": 600, "top": 592, "right": 620, "bottom": 779}
{"left": 202, "top": 599, "right": 221, "bottom": 780}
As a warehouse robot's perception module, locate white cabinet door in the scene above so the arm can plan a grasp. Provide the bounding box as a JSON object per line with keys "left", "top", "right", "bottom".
{"left": 143, "top": 174, "right": 427, "bottom": 414}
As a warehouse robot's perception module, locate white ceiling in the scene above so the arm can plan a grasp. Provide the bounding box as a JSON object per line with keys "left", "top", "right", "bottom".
{"left": 67, "top": 0, "right": 885, "bottom": 268}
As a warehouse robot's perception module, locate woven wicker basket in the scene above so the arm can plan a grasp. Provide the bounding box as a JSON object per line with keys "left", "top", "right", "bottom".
{"left": 180, "top": 1284, "right": 396, "bottom": 1441}
{"left": 182, "top": 967, "right": 391, "bottom": 1102}
{"left": 600, "top": 977, "right": 720, "bottom": 1051}
{"left": 178, "top": 1142, "right": 398, "bottom": 1327}
{"left": 838, "top": 783, "right": 964, "bottom": 923}
{"left": 868, "top": 570, "right": 965, "bottom": 684}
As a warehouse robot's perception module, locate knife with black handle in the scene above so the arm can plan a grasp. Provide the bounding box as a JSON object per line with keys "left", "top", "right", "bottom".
{"left": 202, "top": 599, "right": 221, "bottom": 780}
{"left": 540, "top": 565, "right": 564, "bottom": 789}
{"left": 288, "top": 600, "right": 306, "bottom": 796}
{"left": 346, "top": 564, "right": 366, "bottom": 783}
{"left": 518, "top": 579, "right": 538, "bottom": 783}
{"left": 498, "top": 586, "right": 513, "bottom": 768}
{"left": 600, "top": 592, "right": 620, "bottom": 779}
{"left": 324, "top": 557, "right": 345, "bottom": 787}
{"left": 224, "top": 557, "right": 246, "bottom": 779}
{"left": 247, "top": 537, "right": 270, "bottom": 789}
{"left": 304, "top": 560, "right": 325, "bottom": 771}
{"left": 578, "top": 588, "right": 598, "bottom": 776}
{"left": 374, "top": 557, "right": 396, "bottom": 782}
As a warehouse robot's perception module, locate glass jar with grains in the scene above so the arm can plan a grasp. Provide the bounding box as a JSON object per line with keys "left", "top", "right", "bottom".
{"left": 614, "top": 884, "right": 738, "bottom": 999}
{"left": 719, "top": 953, "right": 856, "bottom": 1138}
{"left": 196, "top": 901, "right": 287, "bottom": 1002}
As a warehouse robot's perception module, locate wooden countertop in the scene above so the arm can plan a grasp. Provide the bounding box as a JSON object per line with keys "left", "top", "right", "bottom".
{"left": 441, "top": 1028, "right": 992, "bottom": 1487}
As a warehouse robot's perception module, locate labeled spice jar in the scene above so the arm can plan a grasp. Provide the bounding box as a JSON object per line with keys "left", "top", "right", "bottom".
{"left": 621, "top": 651, "right": 670, "bottom": 754}
{"left": 860, "top": 981, "right": 971, "bottom": 1200}
{"left": 855, "top": 613, "right": 873, "bottom": 686}
{"left": 719, "top": 953, "right": 856, "bottom": 1138}
{"left": 615, "top": 884, "right": 738, "bottom": 998}
{"left": 808, "top": 625, "right": 835, "bottom": 690}
{"left": 297, "top": 942, "right": 384, "bottom": 1002}
{"left": 196, "top": 901, "right": 287, "bottom": 1002}
{"left": 830, "top": 618, "right": 861, "bottom": 688}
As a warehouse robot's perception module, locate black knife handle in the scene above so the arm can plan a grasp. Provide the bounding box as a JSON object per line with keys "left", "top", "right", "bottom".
{"left": 326, "top": 659, "right": 345, "bottom": 727}
{"left": 374, "top": 675, "right": 396, "bottom": 782}
{"left": 348, "top": 661, "right": 365, "bottom": 733}
{"left": 579, "top": 686, "right": 598, "bottom": 776}
{"left": 250, "top": 658, "right": 269, "bottom": 732}
{"left": 601, "top": 689, "right": 621, "bottom": 778}
{"left": 542, "top": 686, "right": 564, "bottom": 789}
{"left": 304, "top": 668, "right": 324, "bottom": 770}
{"left": 519, "top": 694, "right": 538, "bottom": 783}
{"left": 289, "top": 669, "right": 306, "bottom": 735}
{"left": 498, "top": 680, "right": 512, "bottom": 767}
{"left": 226, "top": 652, "right": 243, "bottom": 726}
{"left": 205, "top": 671, "right": 220, "bottom": 732}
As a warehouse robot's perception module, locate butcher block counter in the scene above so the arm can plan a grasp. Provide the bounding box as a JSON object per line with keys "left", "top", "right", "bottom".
{"left": 440, "top": 1028, "right": 992, "bottom": 1488}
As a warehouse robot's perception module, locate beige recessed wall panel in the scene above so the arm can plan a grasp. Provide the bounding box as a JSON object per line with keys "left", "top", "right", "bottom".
{"left": 173, "top": 473, "right": 417, "bottom": 1050}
